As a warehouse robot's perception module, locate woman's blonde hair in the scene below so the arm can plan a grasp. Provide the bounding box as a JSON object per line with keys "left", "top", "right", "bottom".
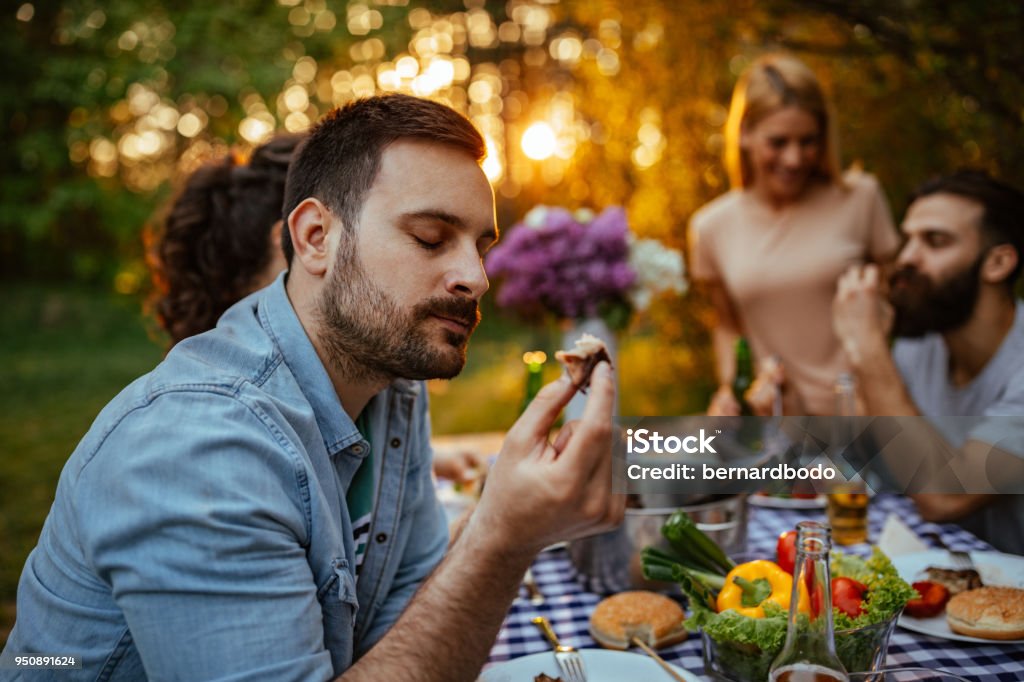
{"left": 724, "top": 54, "right": 841, "bottom": 189}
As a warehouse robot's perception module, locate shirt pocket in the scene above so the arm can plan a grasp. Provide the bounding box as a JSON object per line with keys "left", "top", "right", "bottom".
{"left": 317, "top": 557, "right": 359, "bottom": 672}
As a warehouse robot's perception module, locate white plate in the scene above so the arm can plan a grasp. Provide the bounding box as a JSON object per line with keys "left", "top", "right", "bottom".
{"left": 891, "top": 549, "right": 1024, "bottom": 644}
{"left": 749, "top": 493, "right": 827, "bottom": 509}
{"left": 479, "top": 649, "right": 700, "bottom": 682}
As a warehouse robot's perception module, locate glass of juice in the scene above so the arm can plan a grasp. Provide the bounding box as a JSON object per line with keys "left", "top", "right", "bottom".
{"left": 827, "top": 481, "right": 869, "bottom": 545}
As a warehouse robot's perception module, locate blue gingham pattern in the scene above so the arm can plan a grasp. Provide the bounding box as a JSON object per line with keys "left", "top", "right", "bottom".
{"left": 487, "top": 495, "right": 1024, "bottom": 681}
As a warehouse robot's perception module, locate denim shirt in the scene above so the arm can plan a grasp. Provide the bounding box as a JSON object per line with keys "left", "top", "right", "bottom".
{"left": 2, "top": 273, "right": 449, "bottom": 681}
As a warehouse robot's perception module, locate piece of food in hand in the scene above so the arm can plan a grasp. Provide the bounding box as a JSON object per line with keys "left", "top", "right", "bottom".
{"left": 945, "top": 586, "right": 1024, "bottom": 640}
{"left": 589, "top": 591, "right": 687, "bottom": 650}
{"left": 555, "top": 333, "right": 611, "bottom": 392}
{"left": 924, "top": 566, "right": 983, "bottom": 595}
{"left": 831, "top": 576, "right": 868, "bottom": 619}
{"left": 904, "top": 580, "right": 951, "bottom": 618}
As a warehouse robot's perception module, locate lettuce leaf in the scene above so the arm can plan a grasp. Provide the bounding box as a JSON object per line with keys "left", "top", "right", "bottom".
{"left": 831, "top": 547, "right": 917, "bottom": 631}
{"left": 702, "top": 603, "right": 789, "bottom": 651}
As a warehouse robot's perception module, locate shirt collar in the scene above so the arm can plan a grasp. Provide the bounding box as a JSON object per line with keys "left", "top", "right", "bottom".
{"left": 258, "top": 272, "right": 361, "bottom": 454}
{"left": 256, "top": 273, "right": 422, "bottom": 455}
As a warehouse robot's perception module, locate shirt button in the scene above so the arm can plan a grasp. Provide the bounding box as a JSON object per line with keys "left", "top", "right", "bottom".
{"left": 352, "top": 444, "right": 364, "bottom": 455}
{"left": 390, "top": 438, "right": 401, "bottom": 448}
{"left": 375, "top": 533, "right": 388, "bottom": 544}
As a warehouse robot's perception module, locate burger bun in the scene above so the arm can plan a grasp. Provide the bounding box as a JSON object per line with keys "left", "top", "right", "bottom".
{"left": 946, "top": 586, "right": 1024, "bottom": 641}
{"left": 589, "top": 591, "right": 687, "bottom": 650}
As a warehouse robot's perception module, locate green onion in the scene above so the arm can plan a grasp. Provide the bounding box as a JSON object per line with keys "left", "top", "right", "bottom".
{"left": 661, "top": 510, "right": 736, "bottom": 575}
{"left": 641, "top": 547, "right": 727, "bottom": 592}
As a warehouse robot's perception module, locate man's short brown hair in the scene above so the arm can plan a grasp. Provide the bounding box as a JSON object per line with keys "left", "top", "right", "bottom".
{"left": 281, "top": 94, "right": 486, "bottom": 263}
{"left": 910, "top": 169, "right": 1024, "bottom": 291}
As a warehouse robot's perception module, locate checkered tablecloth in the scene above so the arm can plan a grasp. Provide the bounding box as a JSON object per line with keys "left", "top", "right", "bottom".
{"left": 486, "top": 494, "right": 1024, "bottom": 681}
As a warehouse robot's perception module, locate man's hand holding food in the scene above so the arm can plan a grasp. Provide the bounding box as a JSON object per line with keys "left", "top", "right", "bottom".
{"left": 471, "top": 360, "right": 624, "bottom": 557}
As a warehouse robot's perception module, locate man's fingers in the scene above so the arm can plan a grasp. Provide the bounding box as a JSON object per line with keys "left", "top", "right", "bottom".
{"left": 505, "top": 375, "right": 576, "bottom": 450}
{"left": 551, "top": 421, "right": 577, "bottom": 454}
{"left": 838, "top": 264, "right": 857, "bottom": 290}
{"left": 579, "top": 362, "right": 615, "bottom": 426}
{"left": 837, "top": 263, "right": 883, "bottom": 301}
{"left": 556, "top": 362, "right": 614, "bottom": 472}
{"left": 838, "top": 265, "right": 862, "bottom": 296}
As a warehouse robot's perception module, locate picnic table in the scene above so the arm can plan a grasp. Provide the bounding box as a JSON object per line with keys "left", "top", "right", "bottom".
{"left": 486, "top": 494, "right": 1024, "bottom": 681}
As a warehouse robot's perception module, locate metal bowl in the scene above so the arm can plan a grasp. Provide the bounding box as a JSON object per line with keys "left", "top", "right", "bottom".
{"left": 567, "top": 493, "right": 748, "bottom": 594}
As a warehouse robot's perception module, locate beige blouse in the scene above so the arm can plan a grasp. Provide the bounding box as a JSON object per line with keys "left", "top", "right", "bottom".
{"left": 689, "top": 172, "right": 899, "bottom": 415}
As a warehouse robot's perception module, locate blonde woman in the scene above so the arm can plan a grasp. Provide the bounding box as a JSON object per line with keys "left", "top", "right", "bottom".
{"left": 690, "top": 54, "right": 899, "bottom": 416}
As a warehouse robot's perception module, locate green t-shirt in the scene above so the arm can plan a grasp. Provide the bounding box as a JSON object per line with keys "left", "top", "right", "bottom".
{"left": 348, "top": 412, "right": 375, "bottom": 574}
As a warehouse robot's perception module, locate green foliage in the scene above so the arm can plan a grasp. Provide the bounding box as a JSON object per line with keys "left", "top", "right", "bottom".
{"left": 0, "top": 285, "right": 165, "bottom": 645}
{"left": 4, "top": 1, "right": 1023, "bottom": 288}
{"left": 0, "top": 0, "right": 362, "bottom": 283}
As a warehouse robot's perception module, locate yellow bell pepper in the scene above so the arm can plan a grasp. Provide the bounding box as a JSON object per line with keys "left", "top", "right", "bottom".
{"left": 716, "top": 560, "right": 810, "bottom": 618}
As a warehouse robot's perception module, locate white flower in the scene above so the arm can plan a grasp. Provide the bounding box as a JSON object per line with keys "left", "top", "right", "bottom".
{"left": 573, "top": 207, "right": 595, "bottom": 223}
{"left": 627, "top": 236, "right": 688, "bottom": 312}
{"left": 523, "top": 205, "right": 550, "bottom": 229}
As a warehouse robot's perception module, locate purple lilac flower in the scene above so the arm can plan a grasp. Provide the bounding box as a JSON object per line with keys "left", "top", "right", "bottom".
{"left": 485, "top": 206, "right": 637, "bottom": 321}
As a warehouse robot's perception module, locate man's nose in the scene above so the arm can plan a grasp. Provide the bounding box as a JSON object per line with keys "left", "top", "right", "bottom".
{"left": 445, "top": 248, "right": 490, "bottom": 300}
{"left": 896, "top": 238, "right": 921, "bottom": 267}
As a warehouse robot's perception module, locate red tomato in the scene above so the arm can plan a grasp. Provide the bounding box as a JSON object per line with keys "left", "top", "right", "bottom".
{"left": 832, "top": 577, "right": 867, "bottom": 619}
{"left": 904, "top": 581, "right": 950, "bottom": 618}
{"left": 776, "top": 531, "right": 798, "bottom": 575}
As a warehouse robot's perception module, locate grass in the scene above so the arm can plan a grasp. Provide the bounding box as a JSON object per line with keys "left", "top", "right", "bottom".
{"left": 0, "top": 286, "right": 714, "bottom": 648}
{"left": 0, "top": 285, "right": 165, "bottom": 646}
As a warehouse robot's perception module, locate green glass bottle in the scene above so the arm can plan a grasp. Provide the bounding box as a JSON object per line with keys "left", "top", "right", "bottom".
{"left": 520, "top": 351, "right": 546, "bottom": 414}
{"left": 732, "top": 337, "right": 754, "bottom": 416}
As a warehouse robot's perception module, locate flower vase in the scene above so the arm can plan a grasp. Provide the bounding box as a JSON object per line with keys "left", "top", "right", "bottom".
{"left": 562, "top": 317, "right": 618, "bottom": 422}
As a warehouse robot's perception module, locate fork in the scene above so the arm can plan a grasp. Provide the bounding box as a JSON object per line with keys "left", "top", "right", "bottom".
{"left": 925, "top": 531, "right": 975, "bottom": 569}
{"left": 523, "top": 568, "right": 545, "bottom": 606}
{"left": 531, "top": 616, "right": 587, "bottom": 682}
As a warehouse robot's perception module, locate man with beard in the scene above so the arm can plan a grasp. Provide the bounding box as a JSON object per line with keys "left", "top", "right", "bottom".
{"left": 832, "top": 170, "right": 1024, "bottom": 553}
{"left": 2, "top": 95, "right": 622, "bottom": 680}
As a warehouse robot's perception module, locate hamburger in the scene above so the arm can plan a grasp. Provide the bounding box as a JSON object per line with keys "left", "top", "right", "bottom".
{"left": 589, "top": 591, "right": 687, "bottom": 650}
{"left": 945, "top": 586, "right": 1024, "bottom": 640}
{"left": 924, "top": 566, "right": 983, "bottom": 595}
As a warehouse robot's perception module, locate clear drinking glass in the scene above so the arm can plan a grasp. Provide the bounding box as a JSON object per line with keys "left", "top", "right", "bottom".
{"left": 828, "top": 374, "right": 869, "bottom": 545}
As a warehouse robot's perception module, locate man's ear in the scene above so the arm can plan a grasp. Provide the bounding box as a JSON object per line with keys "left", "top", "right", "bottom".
{"left": 287, "top": 198, "right": 334, "bottom": 277}
{"left": 982, "top": 243, "right": 1018, "bottom": 286}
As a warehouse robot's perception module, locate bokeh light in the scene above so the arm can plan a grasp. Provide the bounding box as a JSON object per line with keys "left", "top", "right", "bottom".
{"left": 521, "top": 122, "right": 556, "bottom": 161}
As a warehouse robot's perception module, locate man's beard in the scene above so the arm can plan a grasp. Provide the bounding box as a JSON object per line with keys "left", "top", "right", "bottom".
{"left": 315, "top": 236, "right": 480, "bottom": 383}
{"left": 889, "top": 256, "right": 983, "bottom": 338}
